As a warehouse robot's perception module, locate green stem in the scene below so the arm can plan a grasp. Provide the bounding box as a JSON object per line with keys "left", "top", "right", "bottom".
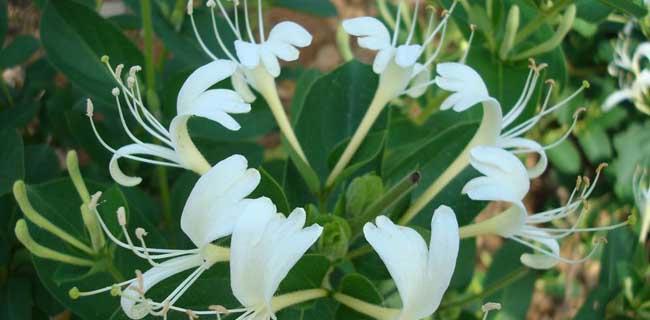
{"left": 333, "top": 293, "right": 399, "bottom": 320}
{"left": 271, "top": 289, "right": 329, "bottom": 312}
{"left": 141, "top": 0, "right": 161, "bottom": 115}
{"left": 439, "top": 267, "right": 529, "bottom": 310}
{"left": 513, "top": 0, "right": 571, "bottom": 46}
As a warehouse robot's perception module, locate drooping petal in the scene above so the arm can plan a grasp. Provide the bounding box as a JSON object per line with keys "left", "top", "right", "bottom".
{"left": 373, "top": 48, "right": 395, "bottom": 74}
{"left": 180, "top": 155, "right": 261, "bottom": 248}
{"left": 109, "top": 144, "right": 181, "bottom": 187}
{"left": 463, "top": 146, "right": 530, "bottom": 203}
{"left": 260, "top": 47, "right": 282, "bottom": 78}
{"left": 230, "top": 199, "right": 322, "bottom": 309}
{"left": 120, "top": 254, "right": 203, "bottom": 319}
{"left": 395, "top": 44, "right": 422, "bottom": 68}
{"left": 497, "top": 137, "right": 548, "bottom": 179}
{"left": 232, "top": 68, "right": 257, "bottom": 103}
{"left": 364, "top": 216, "right": 429, "bottom": 316}
{"left": 235, "top": 40, "right": 261, "bottom": 69}
{"left": 177, "top": 60, "right": 237, "bottom": 114}
{"left": 406, "top": 63, "right": 431, "bottom": 98}
{"left": 518, "top": 231, "right": 561, "bottom": 270}
{"left": 342, "top": 17, "right": 392, "bottom": 51}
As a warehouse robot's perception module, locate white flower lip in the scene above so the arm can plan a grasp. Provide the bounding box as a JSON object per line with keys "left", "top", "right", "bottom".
{"left": 463, "top": 146, "right": 530, "bottom": 203}
{"left": 230, "top": 198, "right": 323, "bottom": 319}
{"left": 363, "top": 206, "right": 459, "bottom": 319}
{"left": 89, "top": 59, "right": 252, "bottom": 187}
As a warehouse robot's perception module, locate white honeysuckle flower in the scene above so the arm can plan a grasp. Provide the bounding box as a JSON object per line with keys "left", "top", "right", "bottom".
{"left": 71, "top": 156, "right": 260, "bottom": 319}
{"left": 462, "top": 146, "right": 530, "bottom": 204}
{"left": 230, "top": 197, "right": 323, "bottom": 320}
{"left": 88, "top": 58, "right": 251, "bottom": 187}
{"left": 187, "top": 0, "right": 312, "bottom": 101}
{"left": 342, "top": 0, "right": 459, "bottom": 101}
{"left": 363, "top": 206, "right": 459, "bottom": 320}
{"left": 604, "top": 25, "right": 650, "bottom": 115}
{"left": 634, "top": 164, "right": 650, "bottom": 242}
{"left": 435, "top": 61, "right": 588, "bottom": 179}
{"left": 461, "top": 161, "right": 629, "bottom": 270}
{"left": 187, "top": 0, "right": 310, "bottom": 162}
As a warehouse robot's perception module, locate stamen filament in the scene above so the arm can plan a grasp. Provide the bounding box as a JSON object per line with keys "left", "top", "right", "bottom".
{"left": 405, "top": 0, "right": 420, "bottom": 45}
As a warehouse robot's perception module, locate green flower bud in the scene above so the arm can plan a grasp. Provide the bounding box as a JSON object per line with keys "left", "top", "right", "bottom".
{"left": 345, "top": 174, "right": 384, "bottom": 220}
{"left": 316, "top": 215, "right": 352, "bottom": 261}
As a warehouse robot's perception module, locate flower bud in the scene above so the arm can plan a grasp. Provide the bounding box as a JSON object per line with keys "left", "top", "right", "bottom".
{"left": 345, "top": 174, "right": 384, "bottom": 220}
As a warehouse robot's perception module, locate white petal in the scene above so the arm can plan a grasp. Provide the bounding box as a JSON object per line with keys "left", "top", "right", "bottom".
{"left": 230, "top": 200, "right": 322, "bottom": 308}
{"left": 260, "top": 47, "right": 281, "bottom": 78}
{"left": 266, "top": 41, "right": 300, "bottom": 61}
{"left": 497, "top": 137, "right": 548, "bottom": 179}
{"left": 235, "top": 40, "right": 261, "bottom": 69}
{"left": 463, "top": 146, "right": 529, "bottom": 203}
{"left": 364, "top": 216, "right": 429, "bottom": 316}
{"left": 342, "top": 17, "right": 392, "bottom": 51}
{"left": 121, "top": 254, "right": 203, "bottom": 319}
{"left": 406, "top": 63, "right": 431, "bottom": 98}
{"left": 177, "top": 60, "right": 237, "bottom": 114}
{"left": 602, "top": 89, "right": 632, "bottom": 111}
{"left": 232, "top": 68, "right": 257, "bottom": 103}
{"left": 109, "top": 144, "right": 180, "bottom": 187}
{"left": 373, "top": 48, "right": 394, "bottom": 74}
{"left": 422, "top": 205, "right": 459, "bottom": 316}
{"left": 180, "top": 155, "right": 261, "bottom": 248}
{"left": 395, "top": 45, "right": 422, "bottom": 68}
{"left": 180, "top": 89, "right": 251, "bottom": 131}
{"left": 519, "top": 232, "right": 561, "bottom": 270}
{"left": 268, "top": 21, "right": 313, "bottom": 48}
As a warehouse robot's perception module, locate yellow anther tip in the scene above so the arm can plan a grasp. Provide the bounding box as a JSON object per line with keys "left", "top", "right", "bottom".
{"left": 100, "top": 55, "right": 109, "bottom": 63}
{"left": 582, "top": 80, "right": 590, "bottom": 88}
{"left": 69, "top": 287, "right": 81, "bottom": 300}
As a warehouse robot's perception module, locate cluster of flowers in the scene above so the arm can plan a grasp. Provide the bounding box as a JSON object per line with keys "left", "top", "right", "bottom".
{"left": 68, "top": 0, "right": 629, "bottom": 319}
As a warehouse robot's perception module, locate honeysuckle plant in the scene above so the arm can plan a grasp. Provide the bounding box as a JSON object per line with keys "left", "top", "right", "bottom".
{"left": 187, "top": 0, "right": 312, "bottom": 164}
{"left": 604, "top": 22, "right": 650, "bottom": 115}
{"left": 459, "top": 146, "right": 630, "bottom": 269}
{"left": 328, "top": 0, "right": 461, "bottom": 187}
{"left": 88, "top": 58, "right": 251, "bottom": 186}
{"left": 10, "top": 0, "right": 649, "bottom": 319}
{"left": 399, "top": 61, "right": 588, "bottom": 225}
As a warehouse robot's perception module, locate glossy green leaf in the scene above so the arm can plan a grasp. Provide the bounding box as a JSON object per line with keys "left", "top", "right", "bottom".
{"left": 578, "top": 123, "right": 612, "bottom": 163}
{"left": 24, "top": 145, "right": 61, "bottom": 184}
{"left": 251, "top": 167, "right": 291, "bottom": 214}
{"left": 335, "top": 273, "right": 384, "bottom": 320}
{"left": 7, "top": 278, "right": 33, "bottom": 320}
{"left": 611, "top": 121, "right": 650, "bottom": 199}
{"left": 0, "top": 0, "right": 6, "bottom": 47}
{"left": 273, "top": 0, "right": 338, "bottom": 17}
{"left": 40, "top": 0, "right": 143, "bottom": 105}
{"left": 596, "top": 0, "right": 648, "bottom": 18}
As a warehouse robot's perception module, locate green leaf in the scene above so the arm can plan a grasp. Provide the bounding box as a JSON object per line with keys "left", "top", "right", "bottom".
{"left": 24, "top": 145, "right": 61, "bottom": 184}
{"left": 0, "top": 35, "right": 40, "bottom": 69}
{"left": 251, "top": 167, "right": 291, "bottom": 214}
{"left": 0, "top": 0, "right": 6, "bottom": 47}
{"left": 611, "top": 121, "right": 650, "bottom": 199}
{"left": 40, "top": 0, "right": 143, "bottom": 105}
{"left": 327, "top": 130, "right": 387, "bottom": 186}
{"left": 484, "top": 242, "right": 533, "bottom": 320}
{"left": 596, "top": 0, "right": 648, "bottom": 18}
{"left": 294, "top": 61, "right": 383, "bottom": 181}
{"left": 273, "top": 0, "right": 338, "bottom": 17}
{"left": 335, "top": 273, "right": 384, "bottom": 320}
{"left": 7, "top": 278, "right": 33, "bottom": 320}
{"left": 546, "top": 137, "right": 582, "bottom": 175}
{"left": 0, "top": 128, "right": 24, "bottom": 196}
{"left": 279, "top": 254, "right": 331, "bottom": 293}
{"left": 577, "top": 123, "right": 612, "bottom": 163}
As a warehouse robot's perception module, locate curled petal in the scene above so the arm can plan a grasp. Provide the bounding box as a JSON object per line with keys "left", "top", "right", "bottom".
{"left": 519, "top": 234, "right": 561, "bottom": 270}
{"left": 497, "top": 137, "right": 548, "bottom": 179}
{"left": 268, "top": 21, "right": 313, "bottom": 51}
{"left": 235, "top": 40, "right": 261, "bottom": 69}
{"left": 463, "top": 146, "right": 530, "bottom": 203}
{"left": 109, "top": 144, "right": 180, "bottom": 187}
{"left": 180, "top": 89, "right": 251, "bottom": 131}
{"left": 602, "top": 89, "right": 632, "bottom": 112}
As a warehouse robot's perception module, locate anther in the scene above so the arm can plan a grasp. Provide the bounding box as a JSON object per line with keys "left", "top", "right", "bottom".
{"left": 186, "top": 309, "right": 198, "bottom": 319}
{"left": 69, "top": 287, "right": 81, "bottom": 300}
{"left": 129, "top": 66, "right": 142, "bottom": 76}
{"left": 101, "top": 55, "right": 110, "bottom": 63}
{"left": 545, "top": 79, "right": 556, "bottom": 86}
{"left": 469, "top": 24, "right": 476, "bottom": 32}
{"left": 135, "top": 227, "right": 148, "bottom": 239}
{"left": 482, "top": 302, "right": 502, "bottom": 312}
{"left": 206, "top": 0, "right": 216, "bottom": 7}
{"left": 89, "top": 192, "right": 102, "bottom": 209}
{"left": 136, "top": 270, "right": 145, "bottom": 295}
{"left": 112, "top": 87, "right": 120, "bottom": 96}
{"left": 111, "top": 285, "right": 122, "bottom": 296}
{"left": 86, "top": 99, "right": 94, "bottom": 117}
{"left": 187, "top": 0, "right": 194, "bottom": 14}
{"left": 127, "top": 76, "right": 136, "bottom": 88}
{"left": 573, "top": 107, "right": 586, "bottom": 119}
{"left": 115, "top": 64, "right": 124, "bottom": 78}
{"left": 596, "top": 163, "right": 608, "bottom": 173}
{"left": 582, "top": 80, "right": 590, "bottom": 89}
{"left": 117, "top": 207, "right": 127, "bottom": 226}
{"left": 209, "top": 305, "right": 229, "bottom": 314}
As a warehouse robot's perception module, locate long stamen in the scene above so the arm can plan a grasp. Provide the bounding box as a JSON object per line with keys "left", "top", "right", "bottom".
{"left": 504, "top": 81, "right": 590, "bottom": 138}
{"left": 512, "top": 235, "right": 606, "bottom": 265}
{"left": 502, "top": 64, "right": 538, "bottom": 128}
{"left": 540, "top": 108, "right": 585, "bottom": 151}
{"left": 257, "top": 0, "right": 265, "bottom": 42}
{"left": 420, "top": 1, "right": 457, "bottom": 50}
{"left": 212, "top": 0, "right": 241, "bottom": 38}
{"left": 208, "top": 2, "right": 239, "bottom": 61}
{"left": 243, "top": 0, "right": 256, "bottom": 43}
{"left": 392, "top": 0, "right": 403, "bottom": 46}
{"left": 405, "top": 0, "right": 420, "bottom": 45}
{"left": 188, "top": 1, "right": 220, "bottom": 60}
{"left": 70, "top": 279, "right": 135, "bottom": 298}
{"left": 459, "top": 24, "right": 476, "bottom": 64}
{"left": 131, "top": 71, "right": 171, "bottom": 137}
{"left": 86, "top": 101, "right": 182, "bottom": 168}
{"left": 421, "top": 17, "right": 449, "bottom": 69}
